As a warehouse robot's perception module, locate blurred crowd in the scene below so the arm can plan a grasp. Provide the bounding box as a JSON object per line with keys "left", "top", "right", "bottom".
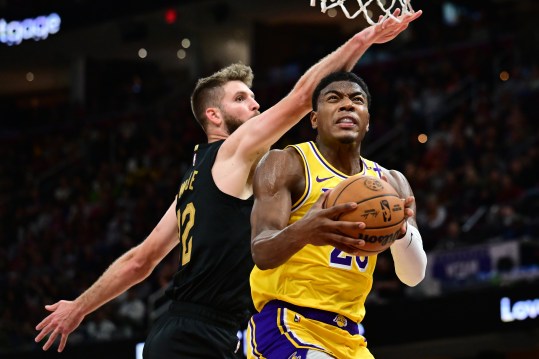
{"left": 1, "top": 4, "right": 538, "bottom": 353}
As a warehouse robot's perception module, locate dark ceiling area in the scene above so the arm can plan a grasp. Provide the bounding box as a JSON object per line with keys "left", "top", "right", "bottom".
{"left": 1, "top": 0, "right": 537, "bottom": 97}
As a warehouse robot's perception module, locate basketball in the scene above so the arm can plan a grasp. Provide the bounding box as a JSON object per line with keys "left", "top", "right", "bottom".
{"left": 324, "top": 175, "right": 405, "bottom": 255}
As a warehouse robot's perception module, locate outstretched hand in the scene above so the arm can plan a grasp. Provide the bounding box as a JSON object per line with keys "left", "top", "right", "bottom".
{"left": 369, "top": 8, "right": 423, "bottom": 44}
{"left": 296, "top": 190, "right": 366, "bottom": 255}
{"left": 35, "top": 300, "right": 85, "bottom": 352}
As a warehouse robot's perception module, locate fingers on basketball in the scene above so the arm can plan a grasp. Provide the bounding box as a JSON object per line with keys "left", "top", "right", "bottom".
{"left": 323, "top": 175, "right": 405, "bottom": 255}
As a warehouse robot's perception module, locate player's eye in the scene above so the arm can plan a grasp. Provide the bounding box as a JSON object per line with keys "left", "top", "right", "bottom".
{"left": 235, "top": 96, "right": 244, "bottom": 102}
{"left": 327, "top": 95, "right": 339, "bottom": 101}
{"left": 353, "top": 96, "right": 365, "bottom": 103}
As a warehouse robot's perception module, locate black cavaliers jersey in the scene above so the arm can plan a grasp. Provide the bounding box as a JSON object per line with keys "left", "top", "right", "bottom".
{"left": 167, "top": 140, "right": 255, "bottom": 323}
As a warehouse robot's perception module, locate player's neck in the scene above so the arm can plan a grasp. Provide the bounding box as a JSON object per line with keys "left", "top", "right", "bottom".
{"left": 207, "top": 133, "right": 229, "bottom": 143}
{"left": 315, "top": 140, "right": 363, "bottom": 176}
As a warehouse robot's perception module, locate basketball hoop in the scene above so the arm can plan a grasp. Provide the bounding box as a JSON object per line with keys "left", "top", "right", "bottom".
{"left": 310, "top": 0, "right": 414, "bottom": 24}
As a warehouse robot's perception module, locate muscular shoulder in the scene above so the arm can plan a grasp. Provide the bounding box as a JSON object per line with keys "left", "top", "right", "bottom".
{"left": 253, "top": 147, "right": 305, "bottom": 197}
{"left": 259, "top": 145, "right": 301, "bottom": 162}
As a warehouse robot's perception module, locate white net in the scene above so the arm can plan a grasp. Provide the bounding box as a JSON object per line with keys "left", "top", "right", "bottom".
{"left": 310, "top": 0, "right": 414, "bottom": 24}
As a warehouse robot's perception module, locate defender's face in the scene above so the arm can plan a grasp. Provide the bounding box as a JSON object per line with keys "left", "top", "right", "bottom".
{"left": 311, "top": 80, "right": 369, "bottom": 144}
{"left": 219, "top": 80, "right": 260, "bottom": 134}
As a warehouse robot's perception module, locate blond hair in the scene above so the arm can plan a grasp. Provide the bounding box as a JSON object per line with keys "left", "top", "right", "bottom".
{"left": 190, "top": 63, "right": 254, "bottom": 131}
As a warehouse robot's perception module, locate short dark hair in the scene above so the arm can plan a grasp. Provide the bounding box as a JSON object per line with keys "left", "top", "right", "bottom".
{"left": 190, "top": 63, "right": 254, "bottom": 131}
{"left": 311, "top": 71, "right": 371, "bottom": 111}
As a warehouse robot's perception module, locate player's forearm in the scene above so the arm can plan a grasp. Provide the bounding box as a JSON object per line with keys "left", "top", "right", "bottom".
{"left": 390, "top": 224, "right": 427, "bottom": 286}
{"left": 290, "top": 26, "right": 377, "bottom": 110}
{"left": 252, "top": 226, "right": 305, "bottom": 270}
{"left": 312, "top": 28, "right": 376, "bottom": 73}
{"left": 74, "top": 246, "right": 154, "bottom": 316}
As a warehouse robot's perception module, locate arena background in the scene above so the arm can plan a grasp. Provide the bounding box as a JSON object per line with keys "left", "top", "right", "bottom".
{"left": 1, "top": 0, "right": 538, "bottom": 358}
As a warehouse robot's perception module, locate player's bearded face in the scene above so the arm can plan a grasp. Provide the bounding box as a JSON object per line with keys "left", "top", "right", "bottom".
{"left": 219, "top": 81, "right": 260, "bottom": 135}
{"left": 222, "top": 110, "right": 247, "bottom": 135}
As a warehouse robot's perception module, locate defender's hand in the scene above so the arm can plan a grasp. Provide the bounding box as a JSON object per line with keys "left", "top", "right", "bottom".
{"left": 35, "top": 300, "right": 85, "bottom": 352}
{"left": 370, "top": 8, "right": 423, "bottom": 44}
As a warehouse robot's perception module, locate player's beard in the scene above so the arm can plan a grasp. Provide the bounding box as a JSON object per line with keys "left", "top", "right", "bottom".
{"left": 222, "top": 112, "right": 246, "bottom": 135}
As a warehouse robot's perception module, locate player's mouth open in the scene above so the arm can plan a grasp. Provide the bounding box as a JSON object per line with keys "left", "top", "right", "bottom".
{"left": 336, "top": 117, "right": 357, "bottom": 128}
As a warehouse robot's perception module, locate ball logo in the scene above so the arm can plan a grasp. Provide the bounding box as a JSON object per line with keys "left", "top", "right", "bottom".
{"left": 357, "top": 229, "right": 401, "bottom": 246}
{"left": 380, "top": 199, "right": 391, "bottom": 222}
{"left": 363, "top": 177, "right": 383, "bottom": 191}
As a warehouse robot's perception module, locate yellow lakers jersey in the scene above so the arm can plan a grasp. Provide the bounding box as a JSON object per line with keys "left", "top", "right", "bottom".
{"left": 250, "top": 141, "right": 384, "bottom": 323}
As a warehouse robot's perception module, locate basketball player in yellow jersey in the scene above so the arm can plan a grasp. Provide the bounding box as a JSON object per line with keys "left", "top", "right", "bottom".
{"left": 248, "top": 72, "right": 428, "bottom": 359}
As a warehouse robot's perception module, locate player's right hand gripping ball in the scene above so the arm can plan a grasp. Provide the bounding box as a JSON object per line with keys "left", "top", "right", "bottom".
{"left": 324, "top": 175, "right": 405, "bottom": 255}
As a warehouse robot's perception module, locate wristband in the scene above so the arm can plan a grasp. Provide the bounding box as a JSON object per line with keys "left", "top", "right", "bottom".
{"left": 398, "top": 222, "right": 419, "bottom": 248}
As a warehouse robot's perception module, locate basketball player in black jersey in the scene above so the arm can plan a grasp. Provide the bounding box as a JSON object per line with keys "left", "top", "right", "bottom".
{"left": 35, "top": 10, "right": 422, "bottom": 358}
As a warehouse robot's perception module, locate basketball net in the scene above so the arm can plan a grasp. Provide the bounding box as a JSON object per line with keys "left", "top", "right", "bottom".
{"left": 310, "top": 0, "right": 414, "bottom": 24}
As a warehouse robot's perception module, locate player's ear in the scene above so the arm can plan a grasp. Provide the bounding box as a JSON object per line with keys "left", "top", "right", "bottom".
{"left": 205, "top": 107, "right": 222, "bottom": 127}
{"left": 310, "top": 111, "right": 318, "bottom": 129}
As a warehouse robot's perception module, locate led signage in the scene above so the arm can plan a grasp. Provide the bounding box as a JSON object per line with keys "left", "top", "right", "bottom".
{"left": 500, "top": 296, "right": 539, "bottom": 322}
{"left": 0, "top": 13, "right": 61, "bottom": 45}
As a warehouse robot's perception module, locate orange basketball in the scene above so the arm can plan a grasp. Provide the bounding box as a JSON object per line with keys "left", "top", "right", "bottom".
{"left": 324, "top": 174, "right": 405, "bottom": 256}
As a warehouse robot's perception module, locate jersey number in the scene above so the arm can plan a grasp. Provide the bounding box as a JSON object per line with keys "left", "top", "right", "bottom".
{"left": 329, "top": 248, "right": 369, "bottom": 271}
{"left": 177, "top": 202, "right": 195, "bottom": 266}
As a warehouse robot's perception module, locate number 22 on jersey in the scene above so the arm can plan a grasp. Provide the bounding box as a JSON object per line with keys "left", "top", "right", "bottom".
{"left": 177, "top": 202, "right": 195, "bottom": 266}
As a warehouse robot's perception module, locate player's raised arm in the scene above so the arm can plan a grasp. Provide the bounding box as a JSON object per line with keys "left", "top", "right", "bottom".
{"left": 221, "top": 9, "right": 422, "bottom": 162}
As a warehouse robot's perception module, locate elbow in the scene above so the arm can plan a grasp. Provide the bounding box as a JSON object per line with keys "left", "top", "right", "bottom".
{"left": 131, "top": 260, "right": 153, "bottom": 278}
{"left": 251, "top": 249, "right": 271, "bottom": 271}
{"left": 401, "top": 271, "right": 426, "bottom": 287}
{"left": 128, "top": 249, "right": 155, "bottom": 280}
{"left": 397, "top": 261, "right": 427, "bottom": 287}
{"left": 254, "top": 261, "right": 273, "bottom": 271}
{"left": 251, "top": 243, "right": 277, "bottom": 271}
